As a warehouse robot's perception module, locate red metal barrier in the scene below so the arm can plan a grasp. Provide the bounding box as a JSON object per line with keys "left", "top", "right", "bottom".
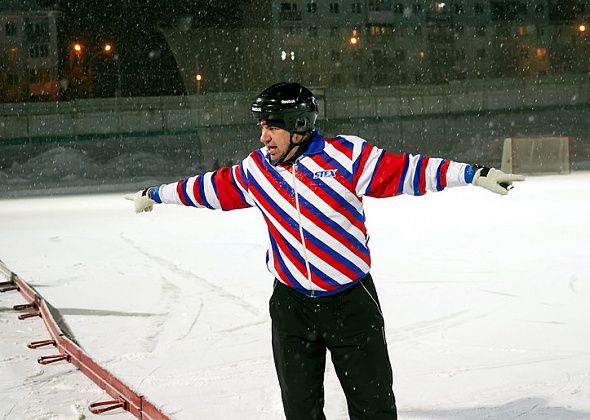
{"left": 0, "top": 261, "right": 170, "bottom": 420}
{"left": 28, "top": 339, "right": 56, "bottom": 349}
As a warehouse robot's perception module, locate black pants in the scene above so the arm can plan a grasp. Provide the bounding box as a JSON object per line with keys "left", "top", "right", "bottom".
{"left": 269, "top": 274, "right": 397, "bottom": 420}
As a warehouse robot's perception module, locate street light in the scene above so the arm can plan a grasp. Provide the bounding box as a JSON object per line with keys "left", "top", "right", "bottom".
{"left": 578, "top": 24, "right": 587, "bottom": 33}
{"left": 349, "top": 29, "right": 360, "bottom": 46}
{"left": 348, "top": 30, "right": 361, "bottom": 87}
{"left": 71, "top": 42, "right": 84, "bottom": 61}
{"left": 195, "top": 73, "right": 203, "bottom": 95}
{"left": 102, "top": 42, "right": 120, "bottom": 96}
{"left": 99, "top": 42, "right": 121, "bottom": 97}
{"left": 67, "top": 41, "right": 87, "bottom": 98}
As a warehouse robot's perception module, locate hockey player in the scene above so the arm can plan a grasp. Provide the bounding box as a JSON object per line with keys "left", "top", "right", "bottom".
{"left": 126, "top": 82, "right": 524, "bottom": 420}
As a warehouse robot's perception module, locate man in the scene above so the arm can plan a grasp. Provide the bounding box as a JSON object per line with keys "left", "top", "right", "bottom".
{"left": 126, "top": 82, "right": 524, "bottom": 419}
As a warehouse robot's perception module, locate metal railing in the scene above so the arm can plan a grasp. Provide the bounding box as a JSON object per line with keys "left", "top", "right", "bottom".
{"left": 0, "top": 260, "right": 170, "bottom": 419}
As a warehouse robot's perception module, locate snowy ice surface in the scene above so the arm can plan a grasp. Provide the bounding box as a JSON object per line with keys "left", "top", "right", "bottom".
{"left": 1, "top": 172, "right": 589, "bottom": 419}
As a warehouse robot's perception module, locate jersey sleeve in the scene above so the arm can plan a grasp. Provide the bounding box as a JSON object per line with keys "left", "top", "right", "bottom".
{"left": 156, "top": 159, "right": 254, "bottom": 211}
{"left": 353, "top": 141, "right": 472, "bottom": 198}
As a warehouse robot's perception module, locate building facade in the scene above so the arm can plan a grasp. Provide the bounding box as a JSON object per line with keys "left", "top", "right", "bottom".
{"left": 270, "top": 0, "right": 590, "bottom": 87}
{"left": 0, "top": 0, "right": 60, "bottom": 102}
{"left": 2, "top": 1, "right": 589, "bottom": 103}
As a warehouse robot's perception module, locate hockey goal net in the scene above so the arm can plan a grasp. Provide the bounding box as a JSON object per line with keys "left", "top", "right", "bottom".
{"left": 501, "top": 136, "right": 571, "bottom": 175}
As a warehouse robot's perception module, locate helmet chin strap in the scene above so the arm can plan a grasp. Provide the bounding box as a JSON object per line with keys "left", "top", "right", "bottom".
{"left": 269, "top": 130, "right": 305, "bottom": 166}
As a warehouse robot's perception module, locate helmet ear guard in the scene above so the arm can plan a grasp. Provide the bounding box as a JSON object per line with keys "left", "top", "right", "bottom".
{"left": 293, "top": 116, "right": 312, "bottom": 134}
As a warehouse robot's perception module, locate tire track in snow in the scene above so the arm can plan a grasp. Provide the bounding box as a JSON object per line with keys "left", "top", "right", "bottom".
{"left": 176, "top": 299, "right": 204, "bottom": 341}
{"left": 141, "top": 273, "right": 180, "bottom": 353}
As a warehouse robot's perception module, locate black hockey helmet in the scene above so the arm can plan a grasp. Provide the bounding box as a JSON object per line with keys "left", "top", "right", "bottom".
{"left": 251, "top": 82, "right": 318, "bottom": 135}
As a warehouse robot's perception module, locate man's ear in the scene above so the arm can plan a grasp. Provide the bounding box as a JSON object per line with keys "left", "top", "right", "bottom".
{"left": 292, "top": 133, "right": 308, "bottom": 145}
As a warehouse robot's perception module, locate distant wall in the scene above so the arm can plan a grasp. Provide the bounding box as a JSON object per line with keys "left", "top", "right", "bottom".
{"left": 194, "top": 107, "right": 590, "bottom": 170}
{"left": 1, "top": 76, "right": 590, "bottom": 170}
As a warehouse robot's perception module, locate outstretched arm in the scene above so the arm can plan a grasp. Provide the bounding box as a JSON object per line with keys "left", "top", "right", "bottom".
{"left": 125, "top": 162, "right": 253, "bottom": 213}
{"left": 352, "top": 141, "right": 523, "bottom": 198}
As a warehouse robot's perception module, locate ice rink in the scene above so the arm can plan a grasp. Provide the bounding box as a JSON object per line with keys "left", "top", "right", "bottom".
{"left": 1, "top": 172, "right": 589, "bottom": 419}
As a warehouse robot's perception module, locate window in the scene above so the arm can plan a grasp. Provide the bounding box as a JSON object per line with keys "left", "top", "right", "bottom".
{"left": 535, "top": 4, "right": 544, "bottom": 13}
{"left": 413, "top": 25, "right": 422, "bottom": 36}
{"left": 455, "top": 3, "right": 464, "bottom": 14}
{"left": 368, "top": 0, "right": 392, "bottom": 12}
{"left": 413, "top": 4, "right": 422, "bottom": 14}
{"left": 370, "top": 25, "right": 386, "bottom": 36}
{"left": 394, "top": 3, "right": 404, "bottom": 14}
{"left": 280, "top": 3, "right": 301, "bottom": 20}
{"left": 474, "top": 3, "right": 484, "bottom": 14}
{"left": 330, "top": 3, "right": 340, "bottom": 13}
{"left": 6, "top": 22, "right": 17, "bottom": 36}
{"left": 491, "top": 2, "right": 528, "bottom": 20}
{"left": 307, "top": 2, "right": 317, "bottom": 13}
{"left": 352, "top": 3, "right": 362, "bottom": 13}
{"left": 28, "top": 22, "right": 48, "bottom": 36}
{"left": 29, "top": 44, "right": 49, "bottom": 58}
{"left": 475, "top": 25, "right": 486, "bottom": 37}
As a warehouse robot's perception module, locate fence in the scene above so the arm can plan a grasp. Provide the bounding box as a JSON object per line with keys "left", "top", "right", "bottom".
{"left": 2, "top": 76, "right": 590, "bottom": 142}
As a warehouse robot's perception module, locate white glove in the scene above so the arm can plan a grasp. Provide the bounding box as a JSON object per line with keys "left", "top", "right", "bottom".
{"left": 472, "top": 167, "right": 525, "bottom": 195}
{"left": 125, "top": 187, "right": 156, "bottom": 213}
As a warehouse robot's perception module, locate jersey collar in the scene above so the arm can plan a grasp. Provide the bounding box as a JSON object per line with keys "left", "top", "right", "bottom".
{"left": 302, "top": 129, "right": 325, "bottom": 156}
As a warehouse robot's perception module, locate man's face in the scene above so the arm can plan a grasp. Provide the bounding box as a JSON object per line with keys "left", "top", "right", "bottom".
{"left": 259, "top": 125, "right": 305, "bottom": 162}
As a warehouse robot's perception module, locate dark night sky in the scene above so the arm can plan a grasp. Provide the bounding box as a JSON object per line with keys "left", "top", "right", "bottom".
{"left": 55, "top": 0, "right": 243, "bottom": 28}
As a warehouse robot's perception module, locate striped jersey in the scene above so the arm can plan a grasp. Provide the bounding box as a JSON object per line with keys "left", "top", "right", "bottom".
{"left": 155, "top": 130, "right": 475, "bottom": 297}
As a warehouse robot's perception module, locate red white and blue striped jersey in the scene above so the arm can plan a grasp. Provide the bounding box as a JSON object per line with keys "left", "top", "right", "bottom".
{"left": 155, "top": 130, "right": 473, "bottom": 297}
